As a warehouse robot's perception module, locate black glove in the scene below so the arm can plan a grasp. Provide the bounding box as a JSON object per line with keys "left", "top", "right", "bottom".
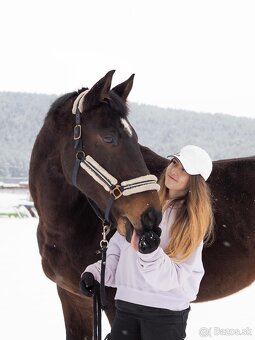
{"left": 138, "top": 230, "right": 161, "bottom": 254}
{"left": 80, "top": 272, "right": 98, "bottom": 297}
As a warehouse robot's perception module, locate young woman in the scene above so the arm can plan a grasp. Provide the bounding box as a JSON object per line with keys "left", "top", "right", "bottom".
{"left": 80, "top": 145, "right": 214, "bottom": 340}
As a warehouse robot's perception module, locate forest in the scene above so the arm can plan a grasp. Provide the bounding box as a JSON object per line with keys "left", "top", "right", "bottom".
{"left": 0, "top": 91, "right": 254, "bottom": 178}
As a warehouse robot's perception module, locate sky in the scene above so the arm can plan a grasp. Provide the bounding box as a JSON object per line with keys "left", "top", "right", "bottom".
{"left": 1, "top": 0, "right": 255, "bottom": 118}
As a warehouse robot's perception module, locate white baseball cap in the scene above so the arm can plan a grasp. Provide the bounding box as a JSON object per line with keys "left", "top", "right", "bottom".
{"left": 168, "top": 145, "right": 213, "bottom": 181}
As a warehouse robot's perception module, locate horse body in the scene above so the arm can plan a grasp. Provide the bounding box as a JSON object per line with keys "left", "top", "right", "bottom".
{"left": 199, "top": 156, "right": 255, "bottom": 301}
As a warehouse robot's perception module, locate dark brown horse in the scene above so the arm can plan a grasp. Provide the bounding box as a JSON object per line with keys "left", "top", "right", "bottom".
{"left": 29, "top": 71, "right": 255, "bottom": 340}
{"left": 29, "top": 71, "right": 162, "bottom": 340}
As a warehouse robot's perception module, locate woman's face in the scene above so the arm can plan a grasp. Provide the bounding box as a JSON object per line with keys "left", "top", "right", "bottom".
{"left": 165, "top": 158, "right": 190, "bottom": 198}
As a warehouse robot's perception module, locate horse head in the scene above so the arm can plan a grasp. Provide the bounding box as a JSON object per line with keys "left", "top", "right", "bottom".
{"left": 59, "top": 70, "right": 162, "bottom": 239}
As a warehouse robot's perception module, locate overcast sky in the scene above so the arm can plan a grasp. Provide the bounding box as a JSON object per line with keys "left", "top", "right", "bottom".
{"left": 1, "top": 0, "right": 254, "bottom": 118}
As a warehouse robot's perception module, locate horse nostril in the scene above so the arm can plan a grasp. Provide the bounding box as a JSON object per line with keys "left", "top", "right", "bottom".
{"left": 148, "top": 210, "right": 154, "bottom": 221}
{"left": 141, "top": 208, "right": 162, "bottom": 230}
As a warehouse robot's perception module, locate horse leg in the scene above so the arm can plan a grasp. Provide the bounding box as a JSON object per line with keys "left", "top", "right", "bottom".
{"left": 57, "top": 285, "right": 93, "bottom": 340}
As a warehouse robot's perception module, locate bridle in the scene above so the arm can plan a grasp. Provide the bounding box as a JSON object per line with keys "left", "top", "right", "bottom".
{"left": 71, "top": 89, "right": 160, "bottom": 340}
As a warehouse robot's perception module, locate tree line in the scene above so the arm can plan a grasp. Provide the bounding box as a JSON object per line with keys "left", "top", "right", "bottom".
{"left": 0, "top": 91, "right": 254, "bottom": 178}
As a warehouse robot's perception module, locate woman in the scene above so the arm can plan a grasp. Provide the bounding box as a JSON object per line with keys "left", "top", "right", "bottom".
{"left": 80, "top": 145, "right": 214, "bottom": 340}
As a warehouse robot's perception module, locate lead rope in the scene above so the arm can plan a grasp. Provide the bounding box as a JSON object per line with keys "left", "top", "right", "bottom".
{"left": 100, "top": 223, "right": 110, "bottom": 307}
{"left": 86, "top": 197, "right": 113, "bottom": 340}
{"left": 93, "top": 287, "right": 101, "bottom": 340}
{"left": 93, "top": 210, "right": 112, "bottom": 340}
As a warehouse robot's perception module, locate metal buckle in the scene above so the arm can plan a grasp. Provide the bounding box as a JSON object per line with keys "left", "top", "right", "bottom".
{"left": 74, "top": 124, "right": 81, "bottom": 140}
{"left": 100, "top": 239, "right": 109, "bottom": 248}
{"left": 76, "top": 151, "right": 85, "bottom": 160}
{"left": 110, "top": 185, "right": 123, "bottom": 200}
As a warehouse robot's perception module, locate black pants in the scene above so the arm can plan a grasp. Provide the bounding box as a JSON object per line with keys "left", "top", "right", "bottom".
{"left": 108, "top": 300, "right": 190, "bottom": 340}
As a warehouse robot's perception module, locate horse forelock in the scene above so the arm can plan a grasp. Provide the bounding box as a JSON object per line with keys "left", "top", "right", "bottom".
{"left": 52, "top": 88, "right": 88, "bottom": 112}
{"left": 84, "top": 90, "right": 129, "bottom": 120}
{"left": 110, "top": 90, "right": 128, "bottom": 113}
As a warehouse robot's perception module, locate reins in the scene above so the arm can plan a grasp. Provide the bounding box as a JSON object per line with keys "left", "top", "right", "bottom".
{"left": 71, "top": 89, "right": 160, "bottom": 340}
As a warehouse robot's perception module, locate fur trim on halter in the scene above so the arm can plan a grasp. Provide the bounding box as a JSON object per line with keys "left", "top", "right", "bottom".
{"left": 121, "top": 175, "right": 160, "bottom": 196}
{"left": 80, "top": 156, "right": 159, "bottom": 197}
{"left": 80, "top": 155, "right": 118, "bottom": 192}
{"left": 72, "top": 89, "right": 90, "bottom": 114}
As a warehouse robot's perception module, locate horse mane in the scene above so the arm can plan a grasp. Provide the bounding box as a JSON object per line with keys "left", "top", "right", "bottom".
{"left": 45, "top": 87, "right": 129, "bottom": 127}
{"left": 51, "top": 88, "right": 88, "bottom": 112}
{"left": 45, "top": 88, "right": 88, "bottom": 121}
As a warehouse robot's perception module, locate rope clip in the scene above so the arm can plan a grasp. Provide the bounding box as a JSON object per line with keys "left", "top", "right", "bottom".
{"left": 100, "top": 220, "right": 111, "bottom": 249}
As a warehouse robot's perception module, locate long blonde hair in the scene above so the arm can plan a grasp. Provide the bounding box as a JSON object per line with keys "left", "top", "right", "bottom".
{"left": 158, "top": 166, "right": 214, "bottom": 263}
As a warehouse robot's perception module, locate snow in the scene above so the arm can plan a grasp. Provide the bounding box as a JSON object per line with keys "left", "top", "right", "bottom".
{"left": 0, "top": 192, "right": 29, "bottom": 207}
{"left": 0, "top": 192, "right": 254, "bottom": 339}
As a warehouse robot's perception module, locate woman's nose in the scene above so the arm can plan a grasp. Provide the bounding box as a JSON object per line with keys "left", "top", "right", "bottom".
{"left": 171, "top": 168, "right": 178, "bottom": 176}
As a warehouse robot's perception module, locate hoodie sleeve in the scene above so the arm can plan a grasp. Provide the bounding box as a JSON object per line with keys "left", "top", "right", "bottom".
{"left": 137, "top": 242, "right": 204, "bottom": 291}
{"left": 82, "top": 231, "right": 124, "bottom": 287}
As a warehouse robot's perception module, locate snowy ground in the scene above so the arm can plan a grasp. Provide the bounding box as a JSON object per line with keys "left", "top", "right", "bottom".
{"left": 0, "top": 192, "right": 254, "bottom": 339}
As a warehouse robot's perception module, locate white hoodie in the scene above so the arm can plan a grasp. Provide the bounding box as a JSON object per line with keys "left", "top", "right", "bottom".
{"left": 84, "top": 205, "right": 205, "bottom": 311}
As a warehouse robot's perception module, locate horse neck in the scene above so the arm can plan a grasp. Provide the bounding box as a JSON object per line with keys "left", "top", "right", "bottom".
{"left": 32, "top": 124, "right": 93, "bottom": 222}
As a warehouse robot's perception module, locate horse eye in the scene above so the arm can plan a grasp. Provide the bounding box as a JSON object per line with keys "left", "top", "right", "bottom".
{"left": 103, "top": 136, "right": 114, "bottom": 144}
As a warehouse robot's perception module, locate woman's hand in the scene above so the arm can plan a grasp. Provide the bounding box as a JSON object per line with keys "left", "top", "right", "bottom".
{"left": 131, "top": 227, "right": 161, "bottom": 253}
{"left": 138, "top": 230, "right": 161, "bottom": 254}
{"left": 80, "top": 272, "right": 98, "bottom": 297}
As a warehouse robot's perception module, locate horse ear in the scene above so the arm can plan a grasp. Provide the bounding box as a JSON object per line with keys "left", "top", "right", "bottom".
{"left": 111, "top": 74, "right": 135, "bottom": 102}
{"left": 83, "top": 70, "right": 115, "bottom": 111}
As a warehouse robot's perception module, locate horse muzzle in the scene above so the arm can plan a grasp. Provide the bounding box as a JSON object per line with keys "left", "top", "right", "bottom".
{"left": 118, "top": 206, "right": 162, "bottom": 243}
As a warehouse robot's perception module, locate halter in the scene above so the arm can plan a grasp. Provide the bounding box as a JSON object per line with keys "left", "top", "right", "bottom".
{"left": 71, "top": 89, "right": 160, "bottom": 224}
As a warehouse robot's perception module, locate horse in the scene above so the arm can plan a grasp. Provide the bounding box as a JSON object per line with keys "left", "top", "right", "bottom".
{"left": 29, "top": 70, "right": 255, "bottom": 340}
{"left": 141, "top": 147, "right": 255, "bottom": 301}
{"left": 29, "top": 71, "right": 162, "bottom": 340}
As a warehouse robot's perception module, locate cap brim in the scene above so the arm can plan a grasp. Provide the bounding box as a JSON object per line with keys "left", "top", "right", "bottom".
{"left": 167, "top": 155, "right": 199, "bottom": 176}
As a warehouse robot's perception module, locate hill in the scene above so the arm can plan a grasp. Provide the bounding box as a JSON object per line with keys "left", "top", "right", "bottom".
{"left": 0, "top": 92, "right": 254, "bottom": 178}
